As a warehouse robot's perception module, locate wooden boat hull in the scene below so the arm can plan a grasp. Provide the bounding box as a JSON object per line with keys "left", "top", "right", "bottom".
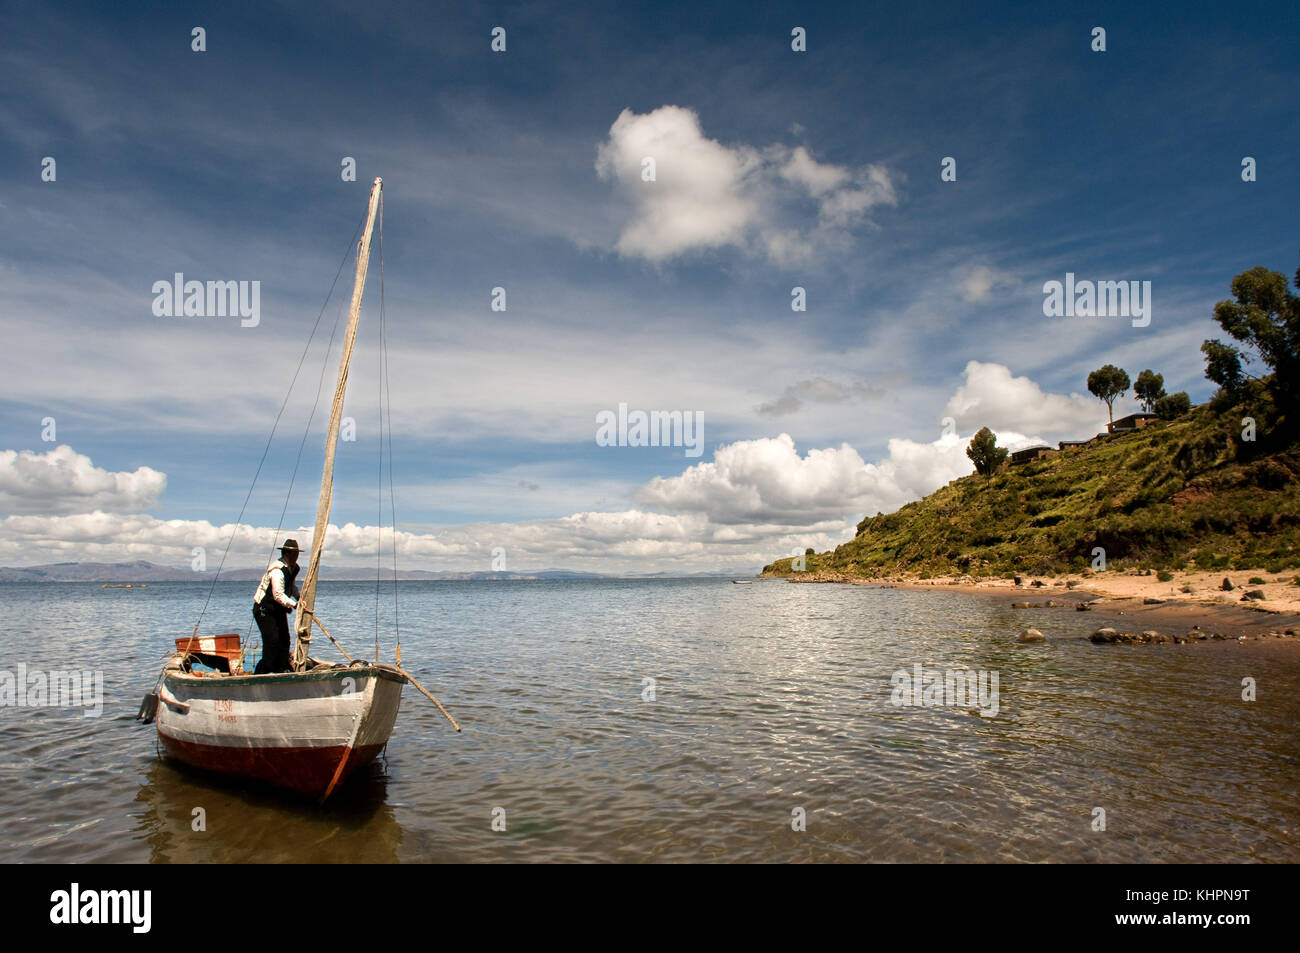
{"left": 156, "top": 658, "right": 405, "bottom": 800}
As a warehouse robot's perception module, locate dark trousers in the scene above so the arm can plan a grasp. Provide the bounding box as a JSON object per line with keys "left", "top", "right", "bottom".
{"left": 253, "top": 606, "right": 292, "bottom": 674}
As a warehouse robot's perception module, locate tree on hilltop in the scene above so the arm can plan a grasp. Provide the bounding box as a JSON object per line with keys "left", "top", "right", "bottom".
{"left": 1134, "top": 369, "right": 1166, "bottom": 412}
{"left": 1087, "top": 364, "right": 1131, "bottom": 423}
{"left": 1202, "top": 258, "right": 1300, "bottom": 415}
{"left": 1155, "top": 391, "right": 1191, "bottom": 419}
{"left": 966, "top": 427, "right": 1008, "bottom": 477}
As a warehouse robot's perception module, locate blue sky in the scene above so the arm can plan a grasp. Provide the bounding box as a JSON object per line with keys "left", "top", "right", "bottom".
{"left": 1, "top": 0, "right": 1296, "bottom": 572}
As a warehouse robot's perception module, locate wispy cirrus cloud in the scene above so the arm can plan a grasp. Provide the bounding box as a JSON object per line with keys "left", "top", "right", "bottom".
{"left": 959, "top": 265, "right": 1019, "bottom": 303}
{"left": 757, "top": 377, "right": 885, "bottom": 417}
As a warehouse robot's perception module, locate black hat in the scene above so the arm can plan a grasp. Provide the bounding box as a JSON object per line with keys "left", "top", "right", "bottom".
{"left": 280, "top": 539, "right": 300, "bottom": 555}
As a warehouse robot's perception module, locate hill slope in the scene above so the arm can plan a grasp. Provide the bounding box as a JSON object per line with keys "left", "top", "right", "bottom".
{"left": 763, "top": 402, "right": 1300, "bottom": 578}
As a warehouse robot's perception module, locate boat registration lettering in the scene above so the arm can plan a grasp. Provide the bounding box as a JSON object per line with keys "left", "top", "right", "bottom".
{"left": 214, "top": 698, "right": 236, "bottom": 722}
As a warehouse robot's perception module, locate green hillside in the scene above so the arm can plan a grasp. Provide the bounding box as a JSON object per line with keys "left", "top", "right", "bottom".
{"left": 762, "top": 398, "right": 1300, "bottom": 578}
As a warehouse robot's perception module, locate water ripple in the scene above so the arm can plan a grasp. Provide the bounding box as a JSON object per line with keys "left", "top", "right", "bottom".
{"left": 1, "top": 578, "right": 1297, "bottom": 862}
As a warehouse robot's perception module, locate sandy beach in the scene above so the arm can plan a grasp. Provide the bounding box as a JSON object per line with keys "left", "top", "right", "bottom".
{"left": 773, "top": 568, "right": 1300, "bottom": 645}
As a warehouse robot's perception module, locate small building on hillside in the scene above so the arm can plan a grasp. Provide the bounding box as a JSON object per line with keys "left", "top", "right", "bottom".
{"left": 1107, "top": 412, "right": 1159, "bottom": 434}
{"left": 1058, "top": 439, "right": 1090, "bottom": 451}
{"left": 1010, "top": 445, "right": 1057, "bottom": 466}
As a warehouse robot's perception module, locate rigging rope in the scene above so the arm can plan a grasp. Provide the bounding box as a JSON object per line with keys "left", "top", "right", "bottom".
{"left": 244, "top": 283, "right": 351, "bottom": 656}
{"left": 191, "top": 207, "right": 367, "bottom": 647}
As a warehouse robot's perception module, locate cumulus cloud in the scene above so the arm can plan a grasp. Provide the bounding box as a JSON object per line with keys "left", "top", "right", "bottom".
{"left": 0, "top": 445, "right": 166, "bottom": 515}
{"left": 0, "top": 508, "right": 819, "bottom": 575}
{"left": 757, "top": 377, "right": 884, "bottom": 416}
{"left": 634, "top": 432, "right": 972, "bottom": 526}
{"left": 595, "top": 106, "right": 896, "bottom": 264}
{"left": 943, "top": 361, "right": 1106, "bottom": 438}
{"left": 595, "top": 105, "right": 760, "bottom": 262}
{"left": 0, "top": 361, "right": 1105, "bottom": 572}
{"left": 638, "top": 364, "right": 1108, "bottom": 530}
{"left": 0, "top": 446, "right": 848, "bottom": 573}
{"left": 0, "top": 430, "right": 977, "bottom": 572}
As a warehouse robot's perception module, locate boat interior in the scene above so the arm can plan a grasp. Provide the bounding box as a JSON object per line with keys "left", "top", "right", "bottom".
{"left": 168, "top": 634, "right": 368, "bottom": 678}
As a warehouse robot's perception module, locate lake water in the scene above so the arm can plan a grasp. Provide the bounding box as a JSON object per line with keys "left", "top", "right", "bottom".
{"left": 1, "top": 578, "right": 1297, "bottom": 863}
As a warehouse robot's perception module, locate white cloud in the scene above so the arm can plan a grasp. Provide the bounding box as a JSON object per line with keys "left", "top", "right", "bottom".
{"left": 0, "top": 508, "right": 806, "bottom": 575}
{"left": 959, "top": 265, "right": 1018, "bottom": 302}
{"left": 595, "top": 106, "right": 896, "bottom": 264}
{"left": 595, "top": 105, "right": 760, "bottom": 262}
{"left": 634, "top": 432, "right": 972, "bottom": 526}
{"left": 635, "top": 363, "right": 1116, "bottom": 532}
{"left": 869, "top": 433, "right": 974, "bottom": 506}
{"left": 0, "top": 445, "right": 166, "bottom": 516}
{"left": 943, "top": 361, "right": 1106, "bottom": 439}
{"left": 798, "top": 155, "right": 895, "bottom": 228}
{"left": 0, "top": 440, "right": 865, "bottom": 572}
{"left": 779, "top": 145, "right": 851, "bottom": 196}
{"left": 0, "top": 361, "right": 1111, "bottom": 572}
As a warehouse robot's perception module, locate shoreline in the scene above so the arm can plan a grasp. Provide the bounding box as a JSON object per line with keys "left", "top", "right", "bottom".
{"left": 764, "top": 568, "right": 1300, "bottom": 645}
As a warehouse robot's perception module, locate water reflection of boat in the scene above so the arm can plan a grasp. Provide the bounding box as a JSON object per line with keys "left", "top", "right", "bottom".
{"left": 133, "top": 757, "right": 402, "bottom": 863}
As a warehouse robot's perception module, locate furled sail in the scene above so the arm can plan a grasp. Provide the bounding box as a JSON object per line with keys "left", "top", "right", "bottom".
{"left": 293, "top": 176, "right": 383, "bottom": 669}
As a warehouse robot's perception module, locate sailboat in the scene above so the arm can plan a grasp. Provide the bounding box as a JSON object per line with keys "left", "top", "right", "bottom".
{"left": 142, "top": 178, "right": 457, "bottom": 801}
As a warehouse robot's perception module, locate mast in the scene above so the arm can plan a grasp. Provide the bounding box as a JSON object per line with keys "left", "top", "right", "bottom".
{"left": 292, "top": 176, "right": 383, "bottom": 670}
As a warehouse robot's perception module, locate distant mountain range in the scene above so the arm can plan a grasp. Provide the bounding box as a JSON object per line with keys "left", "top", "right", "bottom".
{"left": 0, "top": 560, "right": 748, "bottom": 583}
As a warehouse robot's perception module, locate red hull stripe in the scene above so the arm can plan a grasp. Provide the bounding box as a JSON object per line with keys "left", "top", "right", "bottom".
{"left": 158, "top": 732, "right": 385, "bottom": 799}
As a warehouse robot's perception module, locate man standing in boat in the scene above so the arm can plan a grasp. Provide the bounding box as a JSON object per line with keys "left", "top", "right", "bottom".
{"left": 253, "top": 539, "right": 301, "bottom": 674}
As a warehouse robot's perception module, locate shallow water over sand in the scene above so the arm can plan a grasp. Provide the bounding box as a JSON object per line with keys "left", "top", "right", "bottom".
{"left": 1, "top": 578, "right": 1296, "bottom": 862}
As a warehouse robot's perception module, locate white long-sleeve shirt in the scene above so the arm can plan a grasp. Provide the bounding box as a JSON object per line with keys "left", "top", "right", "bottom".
{"left": 254, "top": 560, "right": 298, "bottom": 610}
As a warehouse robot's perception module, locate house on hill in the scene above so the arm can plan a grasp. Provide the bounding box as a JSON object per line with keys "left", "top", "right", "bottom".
{"left": 1107, "top": 412, "right": 1158, "bottom": 434}
{"left": 1058, "top": 439, "right": 1091, "bottom": 451}
{"left": 1010, "top": 445, "right": 1057, "bottom": 466}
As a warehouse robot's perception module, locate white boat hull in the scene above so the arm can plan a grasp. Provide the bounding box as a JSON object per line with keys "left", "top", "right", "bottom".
{"left": 156, "top": 656, "right": 405, "bottom": 800}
